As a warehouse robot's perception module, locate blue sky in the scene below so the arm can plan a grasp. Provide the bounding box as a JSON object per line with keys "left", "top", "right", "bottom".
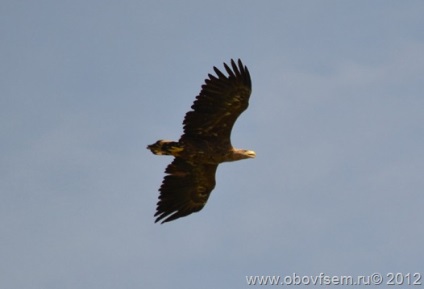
{"left": 1, "top": 1, "right": 423, "bottom": 288}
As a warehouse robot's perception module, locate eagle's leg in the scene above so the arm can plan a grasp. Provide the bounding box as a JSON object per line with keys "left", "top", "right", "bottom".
{"left": 147, "top": 140, "right": 183, "bottom": 156}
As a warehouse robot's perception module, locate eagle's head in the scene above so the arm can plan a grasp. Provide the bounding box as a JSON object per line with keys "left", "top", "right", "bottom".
{"left": 231, "top": 148, "right": 256, "bottom": 161}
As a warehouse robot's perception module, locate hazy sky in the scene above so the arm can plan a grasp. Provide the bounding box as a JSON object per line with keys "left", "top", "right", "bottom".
{"left": 1, "top": 1, "right": 423, "bottom": 288}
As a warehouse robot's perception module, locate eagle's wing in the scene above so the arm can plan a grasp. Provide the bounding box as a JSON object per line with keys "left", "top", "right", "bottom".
{"left": 181, "top": 59, "right": 252, "bottom": 146}
{"left": 154, "top": 157, "right": 218, "bottom": 224}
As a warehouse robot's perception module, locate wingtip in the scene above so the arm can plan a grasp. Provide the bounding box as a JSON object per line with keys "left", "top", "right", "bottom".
{"left": 237, "top": 58, "right": 244, "bottom": 69}
{"left": 154, "top": 212, "right": 177, "bottom": 224}
{"left": 154, "top": 213, "right": 166, "bottom": 224}
{"left": 154, "top": 218, "right": 165, "bottom": 224}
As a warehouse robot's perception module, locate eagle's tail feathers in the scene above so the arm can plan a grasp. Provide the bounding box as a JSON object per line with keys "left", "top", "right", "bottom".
{"left": 147, "top": 140, "right": 183, "bottom": 156}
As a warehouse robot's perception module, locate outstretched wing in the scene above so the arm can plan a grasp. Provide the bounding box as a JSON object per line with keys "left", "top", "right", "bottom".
{"left": 181, "top": 59, "right": 252, "bottom": 146}
{"left": 154, "top": 158, "right": 218, "bottom": 224}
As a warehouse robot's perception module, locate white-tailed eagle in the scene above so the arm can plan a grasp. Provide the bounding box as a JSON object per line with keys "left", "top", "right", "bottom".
{"left": 148, "top": 59, "right": 255, "bottom": 223}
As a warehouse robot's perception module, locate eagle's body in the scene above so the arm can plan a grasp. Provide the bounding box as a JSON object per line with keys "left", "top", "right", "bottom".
{"left": 148, "top": 59, "right": 255, "bottom": 224}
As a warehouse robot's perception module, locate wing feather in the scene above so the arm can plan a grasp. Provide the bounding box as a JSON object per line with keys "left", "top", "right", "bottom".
{"left": 181, "top": 59, "right": 252, "bottom": 144}
{"left": 154, "top": 158, "right": 218, "bottom": 224}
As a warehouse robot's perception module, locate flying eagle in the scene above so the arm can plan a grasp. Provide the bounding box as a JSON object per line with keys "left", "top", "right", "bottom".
{"left": 148, "top": 59, "right": 255, "bottom": 224}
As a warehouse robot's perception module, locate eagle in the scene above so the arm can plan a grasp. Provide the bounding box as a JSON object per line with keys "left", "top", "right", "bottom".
{"left": 147, "top": 59, "right": 255, "bottom": 224}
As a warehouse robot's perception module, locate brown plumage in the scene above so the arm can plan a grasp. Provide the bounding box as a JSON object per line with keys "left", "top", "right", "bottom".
{"left": 147, "top": 59, "right": 255, "bottom": 224}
